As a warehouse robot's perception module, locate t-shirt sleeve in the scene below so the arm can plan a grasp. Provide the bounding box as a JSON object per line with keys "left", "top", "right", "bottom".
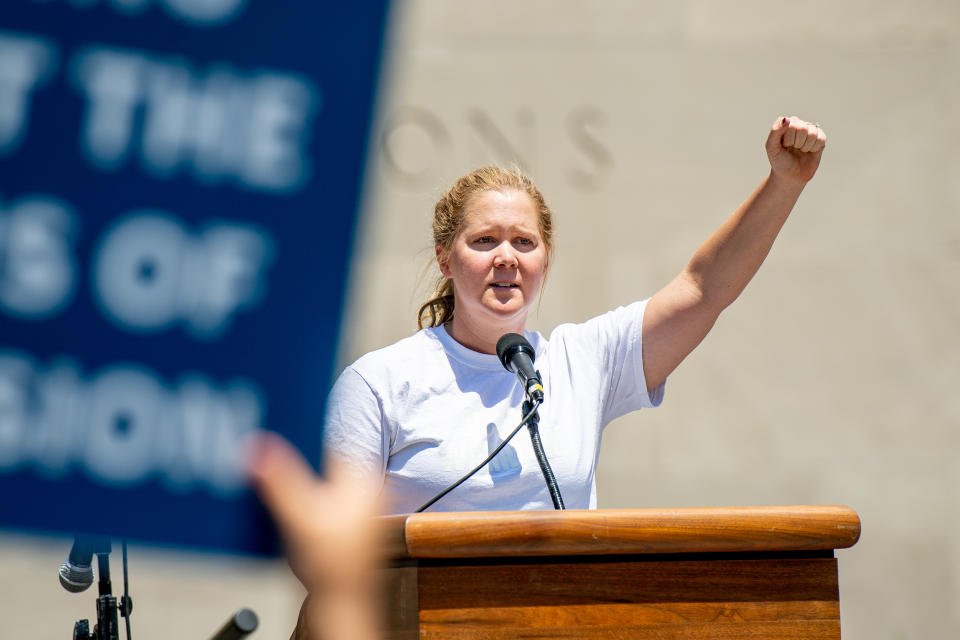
{"left": 322, "top": 366, "right": 389, "bottom": 486}
{"left": 562, "top": 299, "right": 665, "bottom": 426}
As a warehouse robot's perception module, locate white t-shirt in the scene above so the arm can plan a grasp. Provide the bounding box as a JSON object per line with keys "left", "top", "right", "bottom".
{"left": 323, "top": 300, "right": 664, "bottom": 515}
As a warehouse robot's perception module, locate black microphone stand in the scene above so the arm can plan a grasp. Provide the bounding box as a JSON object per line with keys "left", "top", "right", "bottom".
{"left": 67, "top": 539, "right": 259, "bottom": 640}
{"left": 72, "top": 539, "right": 127, "bottom": 640}
{"left": 523, "top": 398, "right": 565, "bottom": 510}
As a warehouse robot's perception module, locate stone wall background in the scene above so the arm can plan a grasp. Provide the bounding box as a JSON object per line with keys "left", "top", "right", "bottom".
{"left": 4, "top": 2, "right": 958, "bottom": 638}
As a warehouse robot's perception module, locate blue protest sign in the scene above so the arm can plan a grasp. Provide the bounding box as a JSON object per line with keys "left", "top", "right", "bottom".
{"left": 0, "top": 0, "right": 390, "bottom": 555}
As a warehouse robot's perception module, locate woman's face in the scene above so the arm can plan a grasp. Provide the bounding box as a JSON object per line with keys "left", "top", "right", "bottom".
{"left": 438, "top": 189, "right": 548, "bottom": 332}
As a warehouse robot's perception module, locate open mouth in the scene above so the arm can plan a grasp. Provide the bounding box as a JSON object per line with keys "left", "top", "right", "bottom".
{"left": 490, "top": 282, "right": 519, "bottom": 289}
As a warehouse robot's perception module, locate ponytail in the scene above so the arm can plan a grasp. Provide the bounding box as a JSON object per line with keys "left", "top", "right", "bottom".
{"left": 417, "top": 278, "right": 454, "bottom": 329}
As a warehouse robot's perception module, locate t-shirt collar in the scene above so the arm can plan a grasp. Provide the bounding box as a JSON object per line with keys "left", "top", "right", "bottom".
{"left": 431, "top": 323, "right": 537, "bottom": 372}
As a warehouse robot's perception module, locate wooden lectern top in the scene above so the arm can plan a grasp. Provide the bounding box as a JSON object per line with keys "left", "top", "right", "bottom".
{"left": 381, "top": 505, "right": 861, "bottom": 559}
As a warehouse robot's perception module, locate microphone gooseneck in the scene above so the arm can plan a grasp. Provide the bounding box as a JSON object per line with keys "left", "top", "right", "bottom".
{"left": 496, "top": 333, "right": 565, "bottom": 510}
{"left": 523, "top": 398, "right": 565, "bottom": 510}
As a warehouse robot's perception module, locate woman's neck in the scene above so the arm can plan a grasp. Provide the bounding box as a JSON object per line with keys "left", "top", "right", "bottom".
{"left": 444, "top": 314, "right": 526, "bottom": 355}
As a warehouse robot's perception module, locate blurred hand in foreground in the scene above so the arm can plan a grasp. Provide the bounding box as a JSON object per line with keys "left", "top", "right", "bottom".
{"left": 248, "top": 433, "right": 381, "bottom": 640}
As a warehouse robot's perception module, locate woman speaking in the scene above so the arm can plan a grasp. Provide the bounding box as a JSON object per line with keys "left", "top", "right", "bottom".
{"left": 322, "top": 116, "right": 826, "bottom": 515}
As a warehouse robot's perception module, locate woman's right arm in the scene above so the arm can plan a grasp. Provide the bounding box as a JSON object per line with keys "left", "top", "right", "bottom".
{"left": 322, "top": 367, "right": 389, "bottom": 484}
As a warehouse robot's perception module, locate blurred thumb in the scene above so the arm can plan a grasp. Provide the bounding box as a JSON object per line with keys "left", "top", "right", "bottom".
{"left": 248, "top": 432, "right": 316, "bottom": 531}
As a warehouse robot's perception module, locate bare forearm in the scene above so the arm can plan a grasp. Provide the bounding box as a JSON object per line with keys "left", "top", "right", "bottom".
{"left": 641, "top": 116, "right": 825, "bottom": 391}
{"left": 684, "top": 170, "right": 805, "bottom": 311}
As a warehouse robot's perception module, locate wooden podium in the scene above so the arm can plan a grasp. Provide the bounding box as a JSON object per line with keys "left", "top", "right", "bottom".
{"left": 380, "top": 505, "right": 860, "bottom": 639}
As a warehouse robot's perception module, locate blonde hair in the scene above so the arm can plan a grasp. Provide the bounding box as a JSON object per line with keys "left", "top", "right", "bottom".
{"left": 417, "top": 166, "right": 554, "bottom": 329}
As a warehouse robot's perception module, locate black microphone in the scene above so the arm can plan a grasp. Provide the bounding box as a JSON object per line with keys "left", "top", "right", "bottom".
{"left": 209, "top": 608, "right": 259, "bottom": 640}
{"left": 496, "top": 333, "right": 544, "bottom": 402}
{"left": 59, "top": 536, "right": 95, "bottom": 593}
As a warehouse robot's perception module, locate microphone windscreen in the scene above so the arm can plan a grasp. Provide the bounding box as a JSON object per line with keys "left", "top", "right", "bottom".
{"left": 59, "top": 562, "right": 94, "bottom": 592}
{"left": 496, "top": 333, "right": 533, "bottom": 370}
